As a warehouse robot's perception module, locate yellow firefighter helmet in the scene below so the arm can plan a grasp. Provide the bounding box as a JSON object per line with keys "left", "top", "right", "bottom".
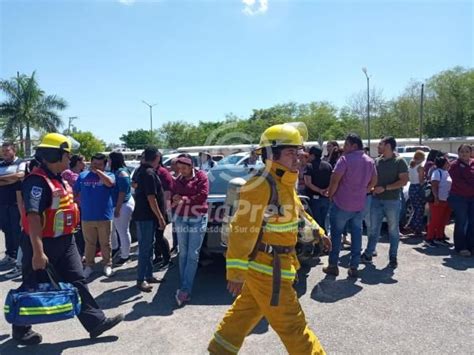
{"left": 37, "top": 133, "right": 74, "bottom": 153}
{"left": 258, "top": 122, "right": 308, "bottom": 150}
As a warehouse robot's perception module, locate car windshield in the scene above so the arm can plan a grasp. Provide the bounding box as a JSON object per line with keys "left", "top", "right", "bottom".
{"left": 208, "top": 167, "right": 255, "bottom": 195}
{"left": 402, "top": 157, "right": 411, "bottom": 165}
{"left": 405, "top": 146, "right": 430, "bottom": 152}
{"left": 218, "top": 155, "right": 244, "bottom": 165}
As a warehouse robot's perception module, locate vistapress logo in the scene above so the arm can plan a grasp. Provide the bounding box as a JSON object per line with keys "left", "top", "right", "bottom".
{"left": 204, "top": 122, "right": 262, "bottom": 186}
{"left": 203, "top": 121, "right": 254, "bottom": 149}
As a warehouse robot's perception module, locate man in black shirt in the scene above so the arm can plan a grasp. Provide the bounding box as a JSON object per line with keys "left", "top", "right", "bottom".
{"left": 133, "top": 146, "right": 167, "bottom": 292}
{"left": 304, "top": 146, "right": 332, "bottom": 232}
{"left": 0, "top": 142, "right": 25, "bottom": 265}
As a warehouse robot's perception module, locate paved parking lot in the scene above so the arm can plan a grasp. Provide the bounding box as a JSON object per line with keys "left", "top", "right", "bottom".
{"left": 0, "top": 225, "right": 473, "bottom": 354}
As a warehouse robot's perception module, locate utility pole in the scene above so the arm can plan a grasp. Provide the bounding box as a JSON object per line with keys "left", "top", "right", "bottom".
{"left": 67, "top": 116, "right": 78, "bottom": 135}
{"left": 419, "top": 83, "right": 424, "bottom": 145}
{"left": 362, "top": 67, "right": 371, "bottom": 155}
{"left": 142, "top": 100, "right": 157, "bottom": 134}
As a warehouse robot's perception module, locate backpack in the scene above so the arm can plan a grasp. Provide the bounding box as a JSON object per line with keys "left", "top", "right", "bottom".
{"left": 423, "top": 168, "right": 442, "bottom": 203}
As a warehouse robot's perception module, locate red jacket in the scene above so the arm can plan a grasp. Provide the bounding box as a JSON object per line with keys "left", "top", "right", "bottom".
{"left": 449, "top": 159, "right": 474, "bottom": 198}
{"left": 171, "top": 169, "right": 209, "bottom": 217}
{"left": 156, "top": 166, "right": 174, "bottom": 192}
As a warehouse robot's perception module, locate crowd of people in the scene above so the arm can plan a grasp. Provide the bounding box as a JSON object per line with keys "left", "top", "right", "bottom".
{"left": 0, "top": 141, "right": 211, "bottom": 308}
{"left": 297, "top": 137, "right": 474, "bottom": 277}
{"left": 1, "top": 136, "right": 473, "bottom": 284}
{"left": 0, "top": 130, "right": 473, "bottom": 348}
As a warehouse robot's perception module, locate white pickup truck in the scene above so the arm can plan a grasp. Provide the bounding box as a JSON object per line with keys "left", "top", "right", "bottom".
{"left": 396, "top": 145, "right": 430, "bottom": 153}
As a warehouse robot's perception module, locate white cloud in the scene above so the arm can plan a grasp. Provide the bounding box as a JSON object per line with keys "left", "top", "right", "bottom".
{"left": 118, "top": 0, "right": 136, "bottom": 5}
{"left": 242, "top": 0, "right": 268, "bottom": 16}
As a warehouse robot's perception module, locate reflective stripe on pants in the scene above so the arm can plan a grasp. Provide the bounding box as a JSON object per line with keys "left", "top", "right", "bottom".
{"left": 208, "top": 269, "right": 325, "bottom": 355}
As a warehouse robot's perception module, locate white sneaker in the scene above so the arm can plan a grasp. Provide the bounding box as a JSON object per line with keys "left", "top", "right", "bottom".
{"left": 103, "top": 266, "right": 113, "bottom": 277}
{"left": 0, "top": 255, "right": 16, "bottom": 266}
{"left": 83, "top": 266, "right": 93, "bottom": 278}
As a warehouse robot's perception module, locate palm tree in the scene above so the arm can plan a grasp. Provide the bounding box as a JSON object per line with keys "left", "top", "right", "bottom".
{"left": 0, "top": 71, "right": 67, "bottom": 156}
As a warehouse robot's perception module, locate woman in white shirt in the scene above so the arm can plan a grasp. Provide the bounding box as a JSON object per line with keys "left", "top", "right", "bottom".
{"left": 425, "top": 157, "right": 452, "bottom": 247}
{"left": 406, "top": 150, "right": 426, "bottom": 237}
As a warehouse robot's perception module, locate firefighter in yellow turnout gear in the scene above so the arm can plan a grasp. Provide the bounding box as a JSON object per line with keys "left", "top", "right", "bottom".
{"left": 208, "top": 123, "right": 331, "bottom": 355}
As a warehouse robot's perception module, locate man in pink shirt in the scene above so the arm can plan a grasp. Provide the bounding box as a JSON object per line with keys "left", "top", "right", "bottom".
{"left": 325, "top": 134, "right": 377, "bottom": 278}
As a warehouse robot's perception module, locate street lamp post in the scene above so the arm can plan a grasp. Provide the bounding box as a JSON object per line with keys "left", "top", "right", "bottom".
{"left": 419, "top": 83, "right": 424, "bottom": 145}
{"left": 362, "top": 67, "right": 370, "bottom": 155}
{"left": 67, "top": 116, "right": 78, "bottom": 135}
{"left": 142, "top": 100, "right": 157, "bottom": 134}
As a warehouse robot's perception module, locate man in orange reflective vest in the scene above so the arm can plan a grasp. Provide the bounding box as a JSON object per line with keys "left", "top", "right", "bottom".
{"left": 12, "top": 133, "right": 123, "bottom": 346}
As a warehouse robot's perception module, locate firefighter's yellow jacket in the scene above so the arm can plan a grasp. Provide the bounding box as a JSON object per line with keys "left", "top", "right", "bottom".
{"left": 226, "top": 160, "right": 325, "bottom": 283}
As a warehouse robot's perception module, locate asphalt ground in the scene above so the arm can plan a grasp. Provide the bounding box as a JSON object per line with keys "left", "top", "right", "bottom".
{"left": 0, "top": 224, "right": 473, "bottom": 354}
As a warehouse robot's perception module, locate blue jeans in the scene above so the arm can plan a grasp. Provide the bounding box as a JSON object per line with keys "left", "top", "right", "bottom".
{"left": 362, "top": 195, "right": 372, "bottom": 234}
{"left": 175, "top": 215, "right": 208, "bottom": 294}
{"left": 328, "top": 204, "right": 363, "bottom": 269}
{"left": 310, "top": 196, "right": 330, "bottom": 232}
{"left": 399, "top": 189, "right": 407, "bottom": 226}
{"left": 365, "top": 198, "right": 401, "bottom": 259}
{"left": 448, "top": 194, "right": 474, "bottom": 252}
{"left": 136, "top": 220, "right": 156, "bottom": 282}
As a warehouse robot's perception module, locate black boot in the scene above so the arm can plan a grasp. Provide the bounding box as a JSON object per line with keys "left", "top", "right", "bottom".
{"left": 89, "top": 314, "right": 124, "bottom": 339}
{"left": 12, "top": 326, "right": 42, "bottom": 345}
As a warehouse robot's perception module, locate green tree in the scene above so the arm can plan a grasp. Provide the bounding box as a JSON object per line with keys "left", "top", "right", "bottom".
{"left": 326, "top": 108, "right": 365, "bottom": 140}
{"left": 387, "top": 80, "right": 424, "bottom": 138}
{"left": 424, "top": 67, "right": 474, "bottom": 137}
{"left": 159, "top": 121, "right": 197, "bottom": 148}
{"left": 0, "top": 71, "right": 67, "bottom": 156}
{"left": 249, "top": 102, "right": 302, "bottom": 121}
{"left": 299, "top": 101, "right": 339, "bottom": 142}
{"left": 243, "top": 101, "right": 341, "bottom": 144}
{"left": 120, "top": 129, "right": 162, "bottom": 150}
{"left": 71, "top": 131, "right": 106, "bottom": 160}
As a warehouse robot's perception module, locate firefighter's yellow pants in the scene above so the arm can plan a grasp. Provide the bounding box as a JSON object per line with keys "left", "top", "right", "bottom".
{"left": 208, "top": 270, "right": 325, "bottom": 355}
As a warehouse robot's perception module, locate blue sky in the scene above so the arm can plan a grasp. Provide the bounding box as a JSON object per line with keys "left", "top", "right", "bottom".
{"left": 1, "top": 0, "right": 472, "bottom": 144}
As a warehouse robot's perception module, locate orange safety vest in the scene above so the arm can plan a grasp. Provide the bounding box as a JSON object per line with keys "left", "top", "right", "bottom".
{"left": 22, "top": 167, "right": 80, "bottom": 238}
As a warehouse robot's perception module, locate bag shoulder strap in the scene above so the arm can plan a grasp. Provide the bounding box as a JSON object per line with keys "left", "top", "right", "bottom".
{"left": 432, "top": 168, "right": 442, "bottom": 181}
{"left": 45, "top": 264, "right": 62, "bottom": 290}
{"left": 255, "top": 170, "right": 279, "bottom": 210}
{"left": 248, "top": 170, "right": 280, "bottom": 261}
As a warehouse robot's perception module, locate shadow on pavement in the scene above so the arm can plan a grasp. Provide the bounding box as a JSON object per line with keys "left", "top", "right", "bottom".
{"left": 337, "top": 253, "right": 354, "bottom": 269}
{"left": 311, "top": 276, "right": 363, "bottom": 303}
{"left": 294, "top": 258, "right": 322, "bottom": 298}
{"left": 188, "top": 256, "right": 234, "bottom": 306}
{"left": 400, "top": 236, "right": 424, "bottom": 245}
{"left": 124, "top": 254, "right": 233, "bottom": 322}
{"left": 100, "top": 265, "right": 140, "bottom": 283}
{"left": 0, "top": 335, "right": 118, "bottom": 355}
{"left": 358, "top": 264, "right": 397, "bottom": 286}
{"left": 442, "top": 252, "right": 474, "bottom": 271}
{"left": 95, "top": 285, "right": 144, "bottom": 310}
{"left": 413, "top": 246, "right": 452, "bottom": 257}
